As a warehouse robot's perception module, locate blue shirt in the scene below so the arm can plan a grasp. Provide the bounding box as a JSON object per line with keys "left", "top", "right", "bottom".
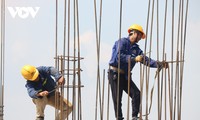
{"left": 25, "top": 66, "right": 62, "bottom": 99}
{"left": 109, "top": 37, "right": 158, "bottom": 74}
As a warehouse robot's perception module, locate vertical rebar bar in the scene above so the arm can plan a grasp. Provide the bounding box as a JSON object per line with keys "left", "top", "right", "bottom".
{"left": 127, "top": 58, "right": 131, "bottom": 120}
{"left": 179, "top": 0, "right": 189, "bottom": 119}
{"left": 54, "top": 5, "right": 59, "bottom": 118}
{"left": 167, "top": 64, "right": 172, "bottom": 120}
{"left": 67, "top": 0, "right": 71, "bottom": 120}
{"left": 116, "top": 0, "right": 123, "bottom": 119}
{"left": 0, "top": 0, "right": 5, "bottom": 120}
{"left": 60, "top": 56, "right": 64, "bottom": 120}
{"left": 106, "top": 74, "right": 111, "bottom": 120}
{"left": 93, "top": 0, "right": 102, "bottom": 119}
{"left": 141, "top": 0, "right": 151, "bottom": 118}
{"left": 164, "top": 54, "right": 167, "bottom": 120}
{"left": 75, "top": 0, "right": 82, "bottom": 119}
{"left": 72, "top": 0, "right": 77, "bottom": 119}
{"left": 147, "top": 0, "right": 155, "bottom": 119}
{"left": 170, "top": 0, "right": 175, "bottom": 119}
{"left": 101, "top": 70, "right": 105, "bottom": 120}
{"left": 55, "top": 0, "right": 58, "bottom": 67}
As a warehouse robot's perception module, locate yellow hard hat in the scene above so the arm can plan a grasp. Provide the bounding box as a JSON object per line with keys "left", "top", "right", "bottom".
{"left": 128, "top": 24, "right": 146, "bottom": 39}
{"left": 21, "top": 65, "right": 39, "bottom": 81}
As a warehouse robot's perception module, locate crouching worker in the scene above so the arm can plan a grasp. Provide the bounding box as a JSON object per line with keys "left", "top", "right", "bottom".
{"left": 21, "top": 65, "right": 73, "bottom": 120}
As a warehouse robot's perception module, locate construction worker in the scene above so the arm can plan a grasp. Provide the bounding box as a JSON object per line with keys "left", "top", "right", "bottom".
{"left": 21, "top": 65, "right": 72, "bottom": 120}
{"left": 108, "top": 24, "right": 168, "bottom": 120}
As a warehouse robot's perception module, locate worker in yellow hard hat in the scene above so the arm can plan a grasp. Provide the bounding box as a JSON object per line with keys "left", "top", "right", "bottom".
{"left": 21, "top": 65, "right": 72, "bottom": 120}
{"left": 108, "top": 24, "right": 168, "bottom": 120}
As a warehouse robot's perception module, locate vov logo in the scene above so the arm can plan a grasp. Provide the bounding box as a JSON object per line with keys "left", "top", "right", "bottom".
{"left": 7, "top": 7, "right": 40, "bottom": 19}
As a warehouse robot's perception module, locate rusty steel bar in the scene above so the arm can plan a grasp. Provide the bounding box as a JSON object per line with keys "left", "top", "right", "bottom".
{"left": 106, "top": 80, "right": 110, "bottom": 120}
{"left": 141, "top": 0, "right": 151, "bottom": 118}
{"left": 67, "top": 0, "right": 71, "bottom": 119}
{"left": 101, "top": 69, "right": 105, "bottom": 120}
{"left": 116, "top": 0, "right": 123, "bottom": 119}
{"left": 93, "top": 0, "right": 103, "bottom": 119}
{"left": 126, "top": 58, "right": 131, "bottom": 120}
{"left": 179, "top": 0, "right": 189, "bottom": 119}
{"left": 0, "top": 0, "right": 5, "bottom": 120}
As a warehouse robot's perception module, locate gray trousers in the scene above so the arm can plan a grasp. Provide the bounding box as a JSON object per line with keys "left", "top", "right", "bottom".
{"left": 32, "top": 93, "right": 72, "bottom": 120}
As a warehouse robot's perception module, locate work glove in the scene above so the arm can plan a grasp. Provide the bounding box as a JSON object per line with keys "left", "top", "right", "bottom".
{"left": 37, "top": 91, "right": 49, "bottom": 97}
{"left": 157, "top": 61, "right": 169, "bottom": 69}
{"left": 134, "top": 55, "right": 143, "bottom": 62}
{"left": 155, "top": 61, "right": 169, "bottom": 78}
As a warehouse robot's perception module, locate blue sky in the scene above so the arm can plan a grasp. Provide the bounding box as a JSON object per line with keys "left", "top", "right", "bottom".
{"left": 2, "top": 0, "right": 200, "bottom": 120}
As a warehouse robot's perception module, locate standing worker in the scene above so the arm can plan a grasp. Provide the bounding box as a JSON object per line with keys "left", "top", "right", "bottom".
{"left": 108, "top": 24, "right": 168, "bottom": 120}
{"left": 21, "top": 65, "right": 73, "bottom": 120}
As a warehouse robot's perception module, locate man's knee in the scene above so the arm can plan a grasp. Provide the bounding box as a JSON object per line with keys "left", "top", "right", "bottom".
{"left": 63, "top": 100, "right": 73, "bottom": 113}
{"left": 32, "top": 97, "right": 48, "bottom": 106}
{"left": 64, "top": 103, "right": 72, "bottom": 111}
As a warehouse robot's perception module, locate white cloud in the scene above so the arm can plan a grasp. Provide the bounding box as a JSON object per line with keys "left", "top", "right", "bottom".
{"left": 10, "top": 39, "right": 29, "bottom": 62}
{"left": 80, "top": 30, "right": 94, "bottom": 44}
{"left": 100, "top": 42, "right": 112, "bottom": 64}
{"left": 80, "top": 31, "right": 97, "bottom": 80}
{"left": 79, "top": 31, "right": 112, "bottom": 81}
